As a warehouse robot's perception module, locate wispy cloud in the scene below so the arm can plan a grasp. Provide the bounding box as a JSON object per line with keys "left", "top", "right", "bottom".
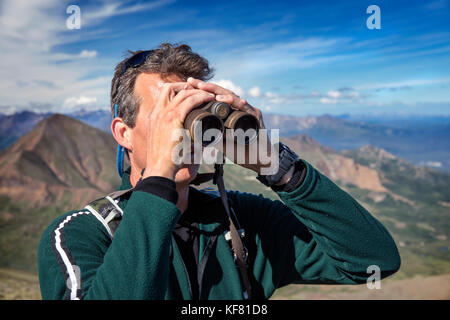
{"left": 63, "top": 95, "right": 98, "bottom": 110}
{"left": 356, "top": 77, "right": 450, "bottom": 91}
{"left": 214, "top": 37, "right": 356, "bottom": 79}
{"left": 0, "top": 0, "right": 173, "bottom": 113}
{"left": 82, "top": 0, "right": 176, "bottom": 26}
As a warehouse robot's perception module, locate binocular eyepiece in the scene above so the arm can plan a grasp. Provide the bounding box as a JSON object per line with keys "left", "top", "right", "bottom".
{"left": 184, "top": 101, "right": 260, "bottom": 146}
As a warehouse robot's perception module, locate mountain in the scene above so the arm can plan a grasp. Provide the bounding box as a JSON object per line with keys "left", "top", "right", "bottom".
{"left": 0, "top": 111, "right": 51, "bottom": 151}
{"left": 343, "top": 145, "right": 450, "bottom": 204}
{"left": 69, "top": 108, "right": 112, "bottom": 133}
{"left": 0, "top": 114, "right": 120, "bottom": 207}
{"left": 281, "top": 135, "right": 387, "bottom": 192}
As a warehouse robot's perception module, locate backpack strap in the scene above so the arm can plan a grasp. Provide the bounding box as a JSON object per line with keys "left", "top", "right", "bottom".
{"left": 84, "top": 188, "right": 133, "bottom": 238}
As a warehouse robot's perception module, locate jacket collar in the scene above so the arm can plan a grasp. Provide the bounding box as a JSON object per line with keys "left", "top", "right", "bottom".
{"left": 117, "top": 167, "right": 225, "bottom": 230}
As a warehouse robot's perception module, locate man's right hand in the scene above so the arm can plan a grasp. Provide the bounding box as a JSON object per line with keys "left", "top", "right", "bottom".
{"left": 142, "top": 82, "right": 216, "bottom": 181}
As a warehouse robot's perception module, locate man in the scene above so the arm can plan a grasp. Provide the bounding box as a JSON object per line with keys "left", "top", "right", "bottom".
{"left": 38, "top": 43, "right": 400, "bottom": 300}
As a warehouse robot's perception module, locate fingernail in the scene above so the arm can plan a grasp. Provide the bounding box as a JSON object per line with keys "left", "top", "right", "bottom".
{"left": 216, "top": 95, "right": 224, "bottom": 99}
{"left": 187, "top": 77, "right": 193, "bottom": 82}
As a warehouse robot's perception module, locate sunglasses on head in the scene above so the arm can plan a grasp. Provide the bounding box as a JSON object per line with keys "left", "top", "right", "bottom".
{"left": 120, "top": 50, "right": 154, "bottom": 75}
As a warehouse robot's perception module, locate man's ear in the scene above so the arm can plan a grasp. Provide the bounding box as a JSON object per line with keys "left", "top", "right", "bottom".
{"left": 111, "top": 118, "right": 133, "bottom": 151}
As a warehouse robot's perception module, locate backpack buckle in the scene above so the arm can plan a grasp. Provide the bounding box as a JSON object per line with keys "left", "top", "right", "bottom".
{"left": 223, "top": 229, "right": 245, "bottom": 241}
{"left": 233, "top": 245, "right": 248, "bottom": 264}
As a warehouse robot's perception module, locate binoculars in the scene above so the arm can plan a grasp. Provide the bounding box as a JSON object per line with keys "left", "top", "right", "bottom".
{"left": 184, "top": 101, "right": 260, "bottom": 146}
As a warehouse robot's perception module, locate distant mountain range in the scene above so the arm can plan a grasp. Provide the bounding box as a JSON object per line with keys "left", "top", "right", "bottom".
{"left": 264, "top": 113, "right": 450, "bottom": 172}
{"left": 2, "top": 109, "right": 449, "bottom": 172}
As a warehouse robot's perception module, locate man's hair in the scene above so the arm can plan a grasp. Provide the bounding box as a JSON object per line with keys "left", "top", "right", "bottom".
{"left": 111, "top": 43, "right": 214, "bottom": 127}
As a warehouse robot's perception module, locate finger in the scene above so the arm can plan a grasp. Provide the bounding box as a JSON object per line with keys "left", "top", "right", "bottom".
{"left": 170, "top": 89, "right": 214, "bottom": 110}
{"left": 176, "top": 91, "right": 217, "bottom": 122}
{"left": 187, "top": 77, "right": 232, "bottom": 96}
{"left": 215, "top": 94, "right": 250, "bottom": 111}
{"left": 159, "top": 82, "right": 194, "bottom": 104}
{"left": 151, "top": 82, "right": 195, "bottom": 119}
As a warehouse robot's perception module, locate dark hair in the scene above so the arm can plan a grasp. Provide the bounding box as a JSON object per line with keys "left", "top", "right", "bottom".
{"left": 110, "top": 43, "right": 214, "bottom": 127}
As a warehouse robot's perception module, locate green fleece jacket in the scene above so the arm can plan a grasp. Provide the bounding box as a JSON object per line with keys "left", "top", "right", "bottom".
{"left": 38, "top": 160, "right": 400, "bottom": 300}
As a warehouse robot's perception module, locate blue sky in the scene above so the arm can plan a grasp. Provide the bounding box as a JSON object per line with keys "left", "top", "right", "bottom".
{"left": 0, "top": 0, "right": 449, "bottom": 116}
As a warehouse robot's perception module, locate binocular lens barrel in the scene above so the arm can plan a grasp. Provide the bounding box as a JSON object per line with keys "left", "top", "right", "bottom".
{"left": 224, "top": 111, "right": 259, "bottom": 145}
{"left": 184, "top": 101, "right": 260, "bottom": 146}
{"left": 185, "top": 109, "right": 224, "bottom": 146}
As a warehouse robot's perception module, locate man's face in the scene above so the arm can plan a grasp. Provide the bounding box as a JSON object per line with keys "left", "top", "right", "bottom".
{"left": 130, "top": 72, "right": 200, "bottom": 184}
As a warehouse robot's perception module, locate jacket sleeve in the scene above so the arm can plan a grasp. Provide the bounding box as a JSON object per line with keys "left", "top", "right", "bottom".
{"left": 228, "top": 160, "right": 401, "bottom": 295}
{"left": 38, "top": 188, "right": 181, "bottom": 300}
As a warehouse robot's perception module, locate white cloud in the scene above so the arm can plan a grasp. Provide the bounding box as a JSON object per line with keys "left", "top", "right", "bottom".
{"left": 212, "top": 79, "right": 244, "bottom": 97}
{"left": 319, "top": 97, "right": 338, "bottom": 104}
{"left": 265, "top": 92, "right": 284, "bottom": 104}
{"left": 248, "top": 86, "right": 261, "bottom": 98}
{"left": 208, "top": 80, "right": 285, "bottom": 105}
{"left": 49, "top": 50, "right": 99, "bottom": 61}
{"left": 63, "top": 96, "right": 98, "bottom": 109}
{"left": 326, "top": 90, "right": 341, "bottom": 98}
{"left": 79, "top": 50, "right": 98, "bottom": 58}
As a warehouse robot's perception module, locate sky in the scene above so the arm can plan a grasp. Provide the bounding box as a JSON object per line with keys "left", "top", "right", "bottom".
{"left": 0, "top": 0, "right": 449, "bottom": 116}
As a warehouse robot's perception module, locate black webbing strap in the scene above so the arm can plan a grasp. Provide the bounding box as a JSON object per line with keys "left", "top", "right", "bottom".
{"left": 197, "top": 233, "right": 218, "bottom": 298}
{"left": 213, "top": 163, "right": 252, "bottom": 300}
{"left": 189, "top": 172, "right": 215, "bottom": 185}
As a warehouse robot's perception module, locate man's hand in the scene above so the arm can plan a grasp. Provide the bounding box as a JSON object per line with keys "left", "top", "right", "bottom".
{"left": 187, "top": 77, "right": 273, "bottom": 175}
{"left": 143, "top": 82, "right": 215, "bottom": 180}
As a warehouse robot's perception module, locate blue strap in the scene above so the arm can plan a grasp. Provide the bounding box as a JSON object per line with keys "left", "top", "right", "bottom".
{"left": 114, "top": 104, "right": 125, "bottom": 178}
